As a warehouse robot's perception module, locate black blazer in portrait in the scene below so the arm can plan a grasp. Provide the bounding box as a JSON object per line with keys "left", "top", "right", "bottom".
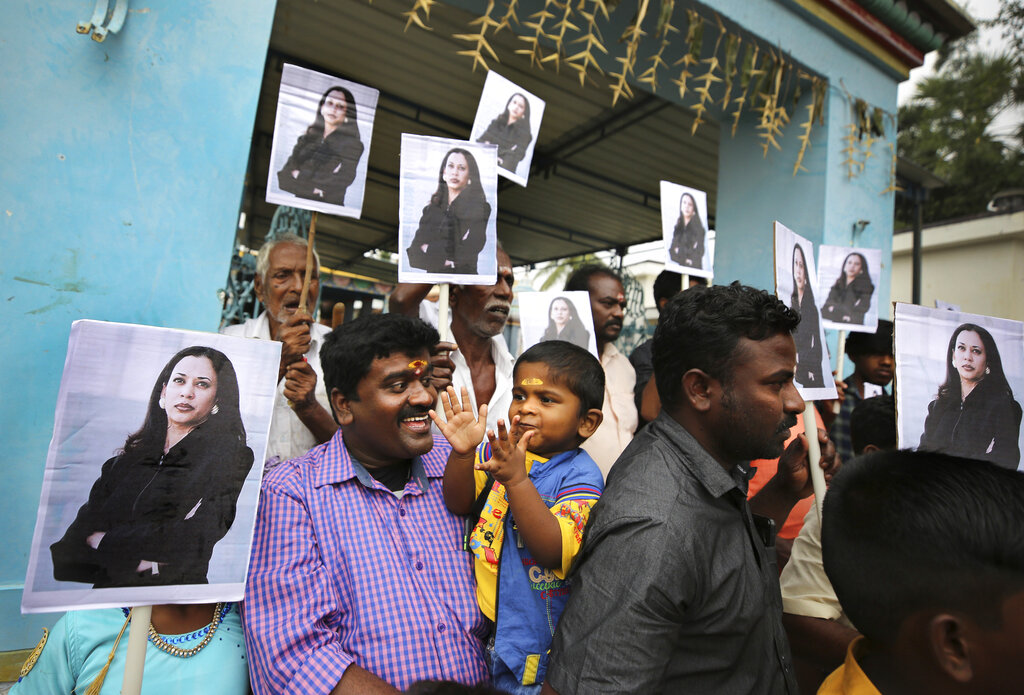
{"left": 51, "top": 425, "right": 254, "bottom": 587}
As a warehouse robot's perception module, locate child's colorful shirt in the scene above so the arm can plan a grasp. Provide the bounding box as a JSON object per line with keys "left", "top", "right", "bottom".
{"left": 468, "top": 444, "right": 603, "bottom": 687}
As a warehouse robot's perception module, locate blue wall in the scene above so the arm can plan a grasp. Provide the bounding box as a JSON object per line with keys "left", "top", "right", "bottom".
{"left": 711, "top": 0, "right": 899, "bottom": 370}
{"left": 0, "top": 2, "right": 276, "bottom": 649}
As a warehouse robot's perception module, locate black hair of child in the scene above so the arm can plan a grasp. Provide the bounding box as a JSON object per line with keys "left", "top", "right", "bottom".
{"left": 515, "top": 341, "right": 605, "bottom": 415}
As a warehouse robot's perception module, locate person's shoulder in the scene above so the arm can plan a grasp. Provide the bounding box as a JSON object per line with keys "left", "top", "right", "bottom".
{"left": 628, "top": 338, "right": 653, "bottom": 364}
{"left": 220, "top": 316, "right": 258, "bottom": 337}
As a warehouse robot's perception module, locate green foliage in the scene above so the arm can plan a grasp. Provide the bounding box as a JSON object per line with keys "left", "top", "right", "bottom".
{"left": 896, "top": 36, "right": 1024, "bottom": 225}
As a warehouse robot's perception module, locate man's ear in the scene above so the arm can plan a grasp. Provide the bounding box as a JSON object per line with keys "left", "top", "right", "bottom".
{"left": 681, "top": 369, "right": 716, "bottom": 412}
{"left": 862, "top": 443, "right": 881, "bottom": 454}
{"left": 254, "top": 274, "right": 266, "bottom": 305}
{"left": 577, "top": 408, "right": 604, "bottom": 440}
{"left": 331, "top": 388, "right": 354, "bottom": 427}
{"left": 448, "top": 285, "right": 461, "bottom": 307}
{"left": 929, "top": 613, "right": 973, "bottom": 684}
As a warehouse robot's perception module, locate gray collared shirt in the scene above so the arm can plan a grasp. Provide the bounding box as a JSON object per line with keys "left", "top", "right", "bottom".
{"left": 546, "top": 411, "right": 797, "bottom": 694}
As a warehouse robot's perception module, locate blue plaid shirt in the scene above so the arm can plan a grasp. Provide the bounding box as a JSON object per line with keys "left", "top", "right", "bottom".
{"left": 244, "top": 432, "right": 488, "bottom": 694}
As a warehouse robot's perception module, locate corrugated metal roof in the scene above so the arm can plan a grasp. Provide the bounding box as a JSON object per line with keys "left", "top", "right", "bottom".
{"left": 240, "top": 0, "right": 720, "bottom": 282}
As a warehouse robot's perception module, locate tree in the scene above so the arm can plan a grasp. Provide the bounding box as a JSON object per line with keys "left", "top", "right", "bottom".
{"left": 896, "top": 3, "right": 1023, "bottom": 225}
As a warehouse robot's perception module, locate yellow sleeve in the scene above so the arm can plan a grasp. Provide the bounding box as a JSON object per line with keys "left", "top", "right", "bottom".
{"left": 551, "top": 498, "right": 597, "bottom": 579}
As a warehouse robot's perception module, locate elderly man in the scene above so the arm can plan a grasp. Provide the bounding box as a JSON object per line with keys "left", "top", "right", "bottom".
{"left": 222, "top": 233, "right": 337, "bottom": 469}
{"left": 564, "top": 265, "right": 638, "bottom": 478}
{"left": 544, "top": 283, "right": 838, "bottom": 695}
{"left": 389, "top": 245, "right": 515, "bottom": 432}
{"left": 244, "top": 313, "right": 488, "bottom": 694}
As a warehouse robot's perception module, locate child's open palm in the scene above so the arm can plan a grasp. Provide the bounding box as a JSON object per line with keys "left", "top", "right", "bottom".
{"left": 477, "top": 416, "right": 534, "bottom": 488}
{"left": 430, "top": 386, "right": 488, "bottom": 456}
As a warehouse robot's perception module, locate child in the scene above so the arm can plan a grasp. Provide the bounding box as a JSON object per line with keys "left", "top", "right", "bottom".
{"left": 821, "top": 451, "right": 1024, "bottom": 694}
{"left": 431, "top": 341, "right": 605, "bottom": 694}
{"left": 826, "top": 320, "right": 894, "bottom": 463}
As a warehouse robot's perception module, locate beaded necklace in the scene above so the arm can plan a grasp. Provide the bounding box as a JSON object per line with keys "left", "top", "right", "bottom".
{"left": 119, "top": 602, "right": 230, "bottom": 658}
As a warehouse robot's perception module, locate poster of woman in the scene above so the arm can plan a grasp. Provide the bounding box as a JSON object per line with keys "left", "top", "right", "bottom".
{"left": 895, "top": 303, "right": 1024, "bottom": 471}
{"left": 22, "top": 320, "right": 279, "bottom": 612}
{"left": 398, "top": 134, "right": 499, "bottom": 286}
{"left": 265, "top": 63, "right": 379, "bottom": 218}
{"left": 817, "top": 245, "right": 881, "bottom": 332}
{"left": 773, "top": 222, "right": 837, "bottom": 401}
{"left": 470, "top": 71, "right": 545, "bottom": 186}
{"left": 660, "top": 180, "right": 713, "bottom": 279}
{"left": 518, "top": 291, "right": 599, "bottom": 358}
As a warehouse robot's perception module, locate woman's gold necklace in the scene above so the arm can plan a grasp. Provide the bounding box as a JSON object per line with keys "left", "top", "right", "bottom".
{"left": 145, "top": 603, "right": 225, "bottom": 658}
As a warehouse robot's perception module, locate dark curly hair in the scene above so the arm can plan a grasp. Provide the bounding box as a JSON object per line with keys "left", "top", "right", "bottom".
{"left": 653, "top": 282, "right": 800, "bottom": 407}
{"left": 321, "top": 313, "right": 440, "bottom": 400}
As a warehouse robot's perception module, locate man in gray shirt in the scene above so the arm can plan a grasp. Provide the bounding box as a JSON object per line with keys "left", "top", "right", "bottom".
{"left": 543, "top": 283, "right": 839, "bottom": 695}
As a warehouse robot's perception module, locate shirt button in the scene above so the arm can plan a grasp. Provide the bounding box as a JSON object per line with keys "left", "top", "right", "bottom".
{"left": 399, "top": 508, "right": 407, "bottom": 517}
{"left": 415, "top": 561, "right": 423, "bottom": 571}
{"left": 437, "top": 624, "right": 446, "bottom": 633}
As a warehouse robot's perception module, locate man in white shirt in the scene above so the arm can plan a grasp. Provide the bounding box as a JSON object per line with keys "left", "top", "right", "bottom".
{"left": 565, "top": 265, "right": 638, "bottom": 478}
{"left": 389, "top": 246, "right": 515, "bottom": 433}
{"left": 222, "top": 233, "right": 337, "bottom": 469}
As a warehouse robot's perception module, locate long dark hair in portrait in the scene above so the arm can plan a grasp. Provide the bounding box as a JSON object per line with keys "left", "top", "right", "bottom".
{"left": 822, "top": 252, "right": 874, "bottom": 324}
{"left": 790, "top": 243, "right": 823, "bottom": 388}
{"left": 277, "top": 84, "right": 365, "bottom": 206}
{"left": 541, "top": 296, "right": 591, "bottom": 350}
{"left": 476, "top": 92, "right": 533, "bottom": 172}
{"left": 407, "top": 147, "right": 492, "bottom": 275}
{"left": 668, "top": 192, "right": 706, "bottom": 269}
{"left": 919, "top": 323, "right": 1023, "bottom": 469}
{"left": 125, "top": 346, "right": 247, "bottom": 456}
{"left": 50, "top": 346, "right": 255, "bottom": 588}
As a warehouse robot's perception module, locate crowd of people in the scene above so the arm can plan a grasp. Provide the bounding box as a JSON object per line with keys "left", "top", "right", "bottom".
{"left": 14, "top": 238, "right": 1024, "bottom": 695}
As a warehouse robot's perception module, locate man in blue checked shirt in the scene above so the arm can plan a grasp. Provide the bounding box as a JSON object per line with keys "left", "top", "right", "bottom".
{"left": 244, "top": 313, "right": 489, "bottom": 694}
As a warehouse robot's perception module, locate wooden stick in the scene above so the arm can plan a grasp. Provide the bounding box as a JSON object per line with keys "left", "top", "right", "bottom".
{"left": 802, "top": 401, "right": 826, "bottom": 521}
{"left": 298, "top": 211, "right": 318, "bottom": 316}
{"left": 832, "top": 330, "right": 847, "bottom": 414}
{"left": 121, "top": 605, "right": 152, "bottom": 695}
{"left": 437, "top": 284, "right": 450, "bottom": 343}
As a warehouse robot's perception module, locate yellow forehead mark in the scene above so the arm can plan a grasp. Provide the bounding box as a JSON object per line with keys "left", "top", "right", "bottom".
{"left": 408, "top": 359, "right": 427, "bottom": 376}
{"left": 521, "top": 377, "right": 544, "bottom": 386}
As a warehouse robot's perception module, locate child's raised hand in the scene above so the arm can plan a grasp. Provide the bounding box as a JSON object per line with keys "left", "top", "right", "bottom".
{"left": 477, "top": 415, "right": 534, "bottom": 488}
{"left": 429, "top": 386, "right": 488, "bottom": 456}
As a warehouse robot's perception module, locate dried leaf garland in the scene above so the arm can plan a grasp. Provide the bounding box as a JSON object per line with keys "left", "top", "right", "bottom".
{"left": 402, "top": 0, "right": 436, "bottom": 31}
{"left": 494, "top": 0, "right": 520, "bottom": 34}
{"left": 730, "top": 43, "right": 759, "bottom": 136}
{"left": 690, "top": 13, "right": 727, "bottom": 134}
{"left": 608, "top": 0, "right": 649, "bottom": 105}
{"left": 672, "top": 9, "right": 703, "bottom": 102}
{"left": 515, "top": 1, "right": 558, "bottom": 68}
{"left": 454, "top": 0, "right": 501, "bottom": 71}
{"left": 566, "top": 6, "right": 608, "bottom": 87}
{"left": 880, "top": 142, "right": 903, "bottom": 195}
{"left": 719, "top": 33, "right": 742, "bottom": 109}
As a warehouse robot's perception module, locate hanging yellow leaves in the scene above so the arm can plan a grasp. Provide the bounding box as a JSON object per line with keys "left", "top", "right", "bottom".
{"left": 391, "top": 0, "right": 901, "bottom": 180}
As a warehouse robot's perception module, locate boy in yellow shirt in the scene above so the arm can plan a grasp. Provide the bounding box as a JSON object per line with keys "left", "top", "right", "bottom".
{"left": 432, "top": 341, "right": 605, "bottom": 694}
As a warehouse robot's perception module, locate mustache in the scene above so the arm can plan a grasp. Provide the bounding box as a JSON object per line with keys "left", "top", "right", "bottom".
{"left": 778, "top": 416, "right": 798, "bottom": 433}
{"left": 604, "top": 318, "right": 623, "bottom": 328}
{"left": 398, "top": 405, "right": 431, "bottom": 421}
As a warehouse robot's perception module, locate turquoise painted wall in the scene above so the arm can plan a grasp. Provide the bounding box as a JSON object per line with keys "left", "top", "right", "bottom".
{"left": 0, "top": 3, "right": 276, "bottom": 649}
{"left": 710, "top": 0, "right": 899, "bottom": 369}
